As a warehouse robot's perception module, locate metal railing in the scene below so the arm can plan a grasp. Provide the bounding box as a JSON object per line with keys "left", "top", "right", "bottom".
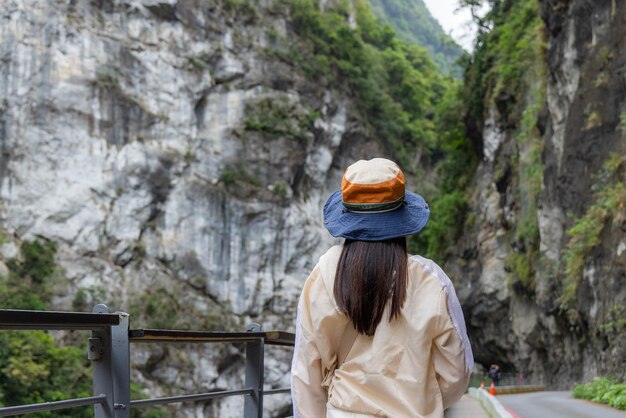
{"left": 0, "top": 304, "right": 295, "bottom": 417}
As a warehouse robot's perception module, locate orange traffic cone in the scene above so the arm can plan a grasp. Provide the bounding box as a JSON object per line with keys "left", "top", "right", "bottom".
{"left": 489, "top": 381, "right": 496, "bottom": 396}
{"left": 480, "top": 381, "right": 485, "bottom": 390}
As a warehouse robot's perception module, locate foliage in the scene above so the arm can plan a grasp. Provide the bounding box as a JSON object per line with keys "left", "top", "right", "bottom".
{"left": 488, "top": 1, "right": 543, "bottom": 99}
{"left": 561, "top": 154, "right": 626, "bottom": 310}
{"left": 223, "top": 0, "right": 257, "bottom": 21}
{"left": 506, "top": 252, "right": 534, "bottom": 293}
{"left": 220, "top": 165, "right": 262, "bottom": 188}
{"left": 463, "top": 0, "right": 545, "bottom": 125}
{"left": 367, "top": 0, "right": 464, "bottom": 76}
{"left": 243, "top": 97, "right": 317, "bottom": 141}
{"left": 129, "top": 283, "right": 238, "bottom": 332}
{"left": 0, "top": 240, "right": 161, "bottom": 417}
{"left": 408, "top": 83, "right": 476, "bottom": 261}
{"left": 271, "top": 181, "right": 290, "bottom": 199}
{"left": 0, "top": 240, "right": 93, "bottom": 417}
{"left": 92, "top": 69, "right": 120, "bottom": 90}
{"left": 573, "top": 377, "right": 626, "bottom": 410}
{"left": 0, "top": 331, "right": 92, "bottom": 417}
{"left": 72, "top": 286, "right": 107, "bottom": 312}
{"left": 1, "top": 239, "right": 58, "bottom": 310}
{"left": 130, "top": 287, "right": 181, "bottom": 329}
{"left": 9, "top": 240, "right": 58, "bottom": 285}
{"left": 411, "top": 190, "right": 467, "bottom": 260}
{"left": 469, "top": 372, "right": 487, "bottom": 388}
{"left": 597, "top": 304, "right": 626, "bottom": 341}
{"left": 92, "top": 69, "right": 159, "bottom": 120}
{"left": 287, "top": 0, "right": 445, "bottom": 166}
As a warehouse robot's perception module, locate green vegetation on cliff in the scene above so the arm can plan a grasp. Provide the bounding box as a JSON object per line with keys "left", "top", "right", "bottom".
{"left": 464, "top": 0, "right": 545, "bottom": 126}
{"left": 287, "top": 0, "right": 447, "bottom": 162}
{"left": 463, "top": 0, "right": 546, "bottom": 295}
{"left": 283, "top": 0, "right": 477, "bottom": 261}
{"left": 367, "top": 0, "right": 464, "bottom": 76}
{"left": 409, "top": 81, "right": 476, "bottom": 260}
{"left": 562, "top": 154, "right": 626, "bottom": 311}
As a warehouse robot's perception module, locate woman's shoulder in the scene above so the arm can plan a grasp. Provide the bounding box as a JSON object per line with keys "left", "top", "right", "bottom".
{"left": 320, "top": 244, "right": 343, "bottom": 260}
{"left": 407, "top": 254, "right": 454, "bottom": 293}
{"left": 317, "top": 244, "right": 342, "bottom": 276}
{"left": 300, "top": 245, "right": 343, "bottom": 309}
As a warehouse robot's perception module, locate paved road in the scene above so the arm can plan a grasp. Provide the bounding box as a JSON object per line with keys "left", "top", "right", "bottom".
{"left": 498, "top": 391, "right": 626, "bottom": 418}
{"left": 444, "top": 394, "right": 488, "bottom": 418}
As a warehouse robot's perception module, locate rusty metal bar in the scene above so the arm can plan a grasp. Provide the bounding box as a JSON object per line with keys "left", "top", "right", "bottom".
{"left": 0, "top": 394, "right": 107, "bottom": 417}
{"left": 263, "top": 388, "right": 291, "bottom": 395}
{"left": 130, "top": 389, "right": 254, "bottom": 408}
{"left": 0, "top": 309, "right": 120, "bottom": 330}
{"left": 129, "top": 329, "right": 295, "bottom": 346}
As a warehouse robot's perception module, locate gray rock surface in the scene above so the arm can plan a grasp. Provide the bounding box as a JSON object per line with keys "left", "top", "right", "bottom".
{"left": 2, "top": 0, "right": 625, "bottom": 414}
{"left": 0, "top": 0, "right": 380, "bottom": 415}
{"left": 450, "top": 0, "right": 626, "bottom": 387}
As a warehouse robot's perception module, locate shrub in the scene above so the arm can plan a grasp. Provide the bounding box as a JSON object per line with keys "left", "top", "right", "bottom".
{"left": 219, "top": 165, "right": 262, "bottom": 189}
{"left": 0, "top": 240, "right": 160, "bottom": 417}
{"left": 573, "top": 377, "right": 626, "bottom": 410}
{"left": 2, "top": 239, "right": 57, "bottom": 309}
{"left": 0, "top": 331, "right": 92, "bottom": 417}
{"left": 0, "top": 240, "right": 93, "bottom": 417}
{"left": 506, "top": 252, "right": 535, "bottom": 294}
{"left": 243, "top": 97, "right": 316, "bottom": 142}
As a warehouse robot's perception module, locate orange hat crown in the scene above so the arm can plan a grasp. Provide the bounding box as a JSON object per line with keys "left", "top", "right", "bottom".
{"left": 341, "top": 158, "right": 406, "bottom": 213}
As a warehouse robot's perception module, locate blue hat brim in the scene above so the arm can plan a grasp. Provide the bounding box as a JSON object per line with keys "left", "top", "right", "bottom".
{"left": 323, "top": 190, "right": 430, "bottom": 241}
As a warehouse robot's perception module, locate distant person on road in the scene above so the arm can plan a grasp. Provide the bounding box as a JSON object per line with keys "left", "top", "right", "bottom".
{"left": 291, "top": 158, "right": 474, "bottom": 418}
{"left": 489, "top": 364, "right": 500, "bottom": 386}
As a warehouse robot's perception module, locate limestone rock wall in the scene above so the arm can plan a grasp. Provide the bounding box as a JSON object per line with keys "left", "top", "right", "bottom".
{"left": 0, "top": 1, "right": 383, "bottom": 415}
{"left": 451, "top": 0, "right": 626, "bottom": 387}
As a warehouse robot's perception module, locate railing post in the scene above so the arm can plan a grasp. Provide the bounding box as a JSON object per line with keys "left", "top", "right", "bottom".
{"left": 111, "top": 312, "right": 131, "bottom": 418}
{"left": 92, "top": 304, "right": 115, "bottom": 418}
{"left": 243, "top": 323, "right": 264, "bottom": 418}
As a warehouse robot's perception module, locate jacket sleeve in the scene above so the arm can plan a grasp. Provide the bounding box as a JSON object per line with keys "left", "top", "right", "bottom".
{"left": 432, "top": 285, "right": 472, "bottom": 409}
{"left": 291, "top": 265, "right": 328, "bottom": 418}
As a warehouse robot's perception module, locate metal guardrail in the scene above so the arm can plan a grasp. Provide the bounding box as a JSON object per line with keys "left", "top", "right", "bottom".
{"left": 0, "top": 305, "right": 295, "bottom": 418}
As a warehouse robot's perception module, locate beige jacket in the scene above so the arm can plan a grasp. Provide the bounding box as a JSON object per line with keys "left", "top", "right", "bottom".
{"left": 291, "top": 246, "right": 473, "bottom": 418}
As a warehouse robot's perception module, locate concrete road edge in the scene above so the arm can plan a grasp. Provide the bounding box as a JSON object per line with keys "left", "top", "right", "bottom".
{"left": 468, "top": 388, "right": 514, "bottom": 418}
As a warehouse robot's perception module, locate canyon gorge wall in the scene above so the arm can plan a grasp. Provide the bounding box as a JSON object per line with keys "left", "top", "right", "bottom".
{"left": 0, "top": 0, "right": 625, "bottom": 416}
{"left": 450, "top": 0, "right": 625, "bottom": 387}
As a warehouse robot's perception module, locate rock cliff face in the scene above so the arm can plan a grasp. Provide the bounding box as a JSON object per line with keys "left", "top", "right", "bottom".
{"left": 0, "top": 0, "right": 387, "bottom": 415}
{"left": 451, "top": 0, "right": 626, "bottom": 386}
{"left": 2, "top": 0, "right": 625, "bottom": 413}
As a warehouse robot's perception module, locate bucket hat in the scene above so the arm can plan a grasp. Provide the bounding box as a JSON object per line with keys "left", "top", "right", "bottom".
{"left": 323, "top": 158, "right": 430, "bottom": 241}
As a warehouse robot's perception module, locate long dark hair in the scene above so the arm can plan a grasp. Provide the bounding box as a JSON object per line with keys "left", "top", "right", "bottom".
{"left": 333, "top": 237, "right": 408, "bottom": 336}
